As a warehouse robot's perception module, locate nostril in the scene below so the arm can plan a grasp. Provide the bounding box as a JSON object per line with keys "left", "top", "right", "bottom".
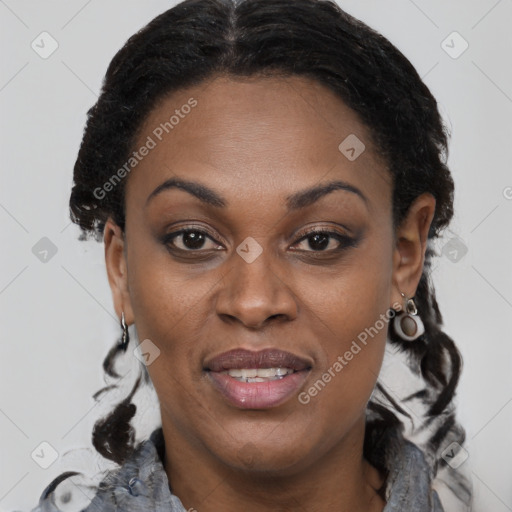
{"left": 269, "top": 313, "right": 285, "bottom": 320}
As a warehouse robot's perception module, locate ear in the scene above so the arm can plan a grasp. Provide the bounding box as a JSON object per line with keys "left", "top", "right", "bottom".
{"left": 104, "top": 217, "right": 134, "bottom": 325}
{"left": 390, "top": 193, "right": 436, "bottom": 307}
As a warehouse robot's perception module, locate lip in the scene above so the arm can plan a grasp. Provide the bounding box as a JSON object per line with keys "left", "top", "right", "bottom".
{"left": 204, "top": 348, "right": 312, "bottom": 372}
{"left": 204, "top": 348, "right": 312, "bottom": 409}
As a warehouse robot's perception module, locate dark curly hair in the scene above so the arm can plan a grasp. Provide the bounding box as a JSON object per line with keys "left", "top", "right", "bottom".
{"left": 40, "top": 0, "right": 472, "bottom": 509}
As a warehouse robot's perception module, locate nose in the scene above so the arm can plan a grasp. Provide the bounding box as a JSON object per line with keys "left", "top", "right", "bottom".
{"left": 215, "top": 248, "right": 298, "bottom": 330}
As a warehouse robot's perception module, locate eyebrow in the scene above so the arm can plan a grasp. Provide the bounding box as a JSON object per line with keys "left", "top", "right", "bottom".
{"left": 145, "top": 178, "right": 368, "bottom": 210}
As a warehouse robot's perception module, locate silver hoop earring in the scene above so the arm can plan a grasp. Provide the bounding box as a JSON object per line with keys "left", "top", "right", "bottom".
{"left": 119, "top": 311, "right": 130, "bottom": 351}
{"left": 393, "top": 292, "right": 425, "bottom": 342}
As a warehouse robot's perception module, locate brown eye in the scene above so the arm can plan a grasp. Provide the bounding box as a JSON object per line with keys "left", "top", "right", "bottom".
{"left": 164, "top": 229, "right": 223, "bottom": 252}
{"left": 291, "top": 229, "right": 356, "bottom": 253}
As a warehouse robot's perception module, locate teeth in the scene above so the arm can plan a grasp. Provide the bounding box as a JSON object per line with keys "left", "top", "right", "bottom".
{"left": 221, "top": 367, "right": 295, "bottom": 382}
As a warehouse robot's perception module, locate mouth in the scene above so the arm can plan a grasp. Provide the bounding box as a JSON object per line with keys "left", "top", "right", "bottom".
{"left": 204, "top": 348, "right": 312, "bottom": 409}
{"left": 219, "top": 367, "right": 296, "bottom": 383}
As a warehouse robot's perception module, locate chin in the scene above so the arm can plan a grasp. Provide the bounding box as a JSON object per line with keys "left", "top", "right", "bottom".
{"left": 213, "top": 439, "right": 312, "bottom": 477}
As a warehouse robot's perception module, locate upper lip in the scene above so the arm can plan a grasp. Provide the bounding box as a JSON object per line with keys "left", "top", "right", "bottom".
{"left": 204, "top": 348, "right": 312, "bottom": 372}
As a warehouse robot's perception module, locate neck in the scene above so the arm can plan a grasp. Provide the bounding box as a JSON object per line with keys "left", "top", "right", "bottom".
{"left": 161, "top": 416, "right": 386, "bottom": 512}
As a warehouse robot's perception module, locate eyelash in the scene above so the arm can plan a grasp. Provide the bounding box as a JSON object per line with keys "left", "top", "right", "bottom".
{"left": 293, "top": 227, "right": 356, "bottom": 253}
{"left": 162, "top": 225, "right": 357, "bottom": 256}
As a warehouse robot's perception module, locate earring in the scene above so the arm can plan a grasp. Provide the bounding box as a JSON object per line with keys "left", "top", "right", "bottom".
{"left": 393, "top": 292, "right": 425, "bottom": 341}
{"left": 119, "top": 311, "right": 130, "bottom": 351}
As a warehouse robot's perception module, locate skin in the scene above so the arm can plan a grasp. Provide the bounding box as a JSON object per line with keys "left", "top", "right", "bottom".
{"left": 104, "top": 74, "right": 435, "bottom": 512}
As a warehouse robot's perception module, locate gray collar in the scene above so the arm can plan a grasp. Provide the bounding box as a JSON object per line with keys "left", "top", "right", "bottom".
{"left": 34, "top": 427, "right": 444, "bottom": 512}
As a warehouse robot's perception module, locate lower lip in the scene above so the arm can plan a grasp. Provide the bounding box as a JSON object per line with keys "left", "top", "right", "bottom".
{"left": 206, "top": 370, "right": 310, "bottom": 409}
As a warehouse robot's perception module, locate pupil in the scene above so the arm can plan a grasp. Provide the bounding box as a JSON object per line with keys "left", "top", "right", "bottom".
{"left": 183, "top": 231, "right": 205, "bottom": 249}
{"left": 309, "top": 233, "right": 329, "bottom": 251}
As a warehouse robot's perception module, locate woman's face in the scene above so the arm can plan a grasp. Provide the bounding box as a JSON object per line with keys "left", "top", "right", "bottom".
{"left": 105, "top": 75, "right": 432, "bottom": 475}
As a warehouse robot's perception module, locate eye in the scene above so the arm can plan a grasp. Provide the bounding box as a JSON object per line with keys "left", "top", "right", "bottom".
{"left": 163, "top": 228, "right": 223, "bottom": 252}
{"left": 291, "top": 228, "right": 355, "bottom": 252}
{"left": 162, "top": 225, "right": 357, "bottom": 256}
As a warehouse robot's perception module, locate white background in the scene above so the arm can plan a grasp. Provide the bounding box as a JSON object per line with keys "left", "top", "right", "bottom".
{"left": 1, "top": 1, "right": 511, "bottom": 511}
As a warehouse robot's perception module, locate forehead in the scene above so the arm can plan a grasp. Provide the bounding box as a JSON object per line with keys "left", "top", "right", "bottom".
{"left": 125, "top": 74, "right": 391, "bottom": 213}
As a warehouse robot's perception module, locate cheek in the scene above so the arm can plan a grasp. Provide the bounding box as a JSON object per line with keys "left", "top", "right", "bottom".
{"left": 299, "top": 232, "right": 393, "bottom": 408}
{"left": 125, "top": 241, "right": 217, "bottom": 374}
{"left": 125, "top": 255, "right": 215, "bottom": 428}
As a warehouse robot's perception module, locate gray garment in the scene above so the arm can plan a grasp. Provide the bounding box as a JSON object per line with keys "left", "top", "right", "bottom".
{"left": 30, "top": 427, "right": 444, "bottom": 512}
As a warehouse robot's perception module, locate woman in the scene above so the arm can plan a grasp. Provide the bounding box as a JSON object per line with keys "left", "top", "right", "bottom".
{"left": 30, "top": 0, "right": 472, "bottom": 510}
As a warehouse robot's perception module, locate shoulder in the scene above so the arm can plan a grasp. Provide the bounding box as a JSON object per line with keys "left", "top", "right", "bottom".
{"left": 383, "top": 440, "right": 445, "bottom": 512}
{"left": 30, "top": 429, "right": 186, "bottom": 512}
